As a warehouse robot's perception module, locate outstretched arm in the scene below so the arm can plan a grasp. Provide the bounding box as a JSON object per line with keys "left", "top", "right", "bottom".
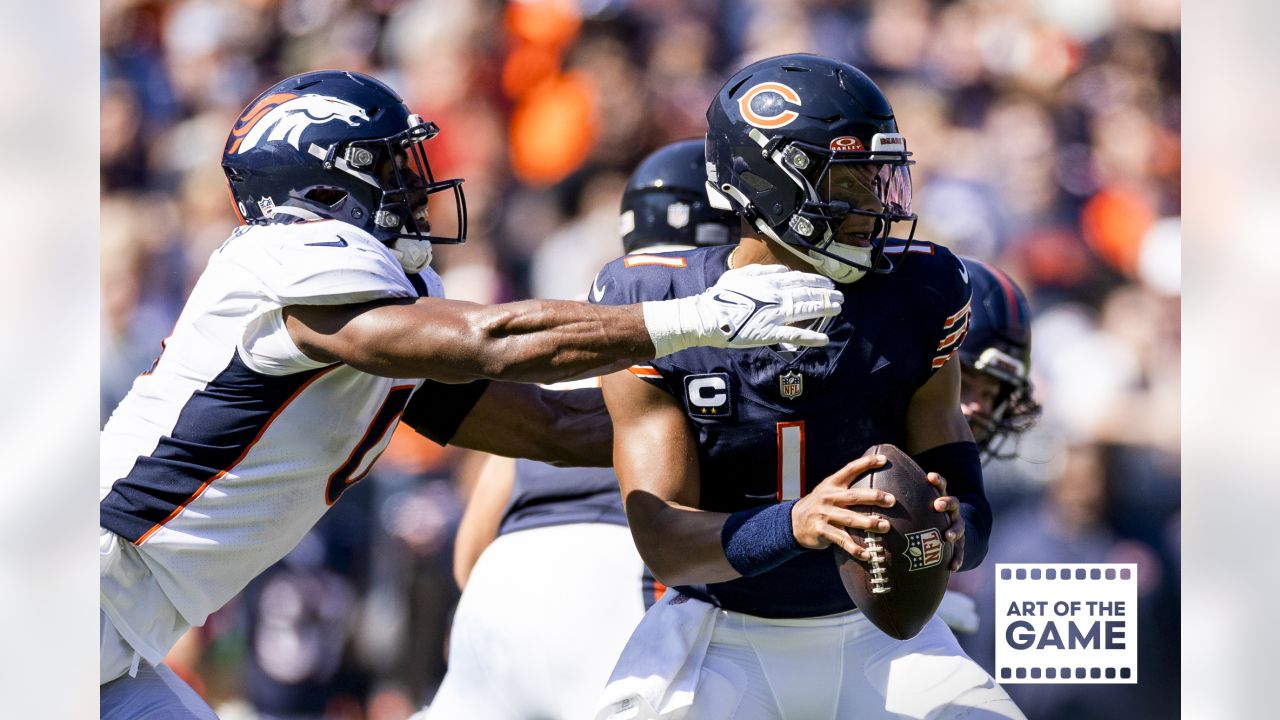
{"left": 286, "top": 297, "right": 652, "bottom": 384}
{"left": 284, "top": 264, "right": 844, "bottom": 385}
{"left": 449, "top": 382, "right": 611, "bottom": 466}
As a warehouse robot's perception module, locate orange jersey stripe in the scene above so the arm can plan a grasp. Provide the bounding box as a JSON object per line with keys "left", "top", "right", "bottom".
{"left": 134, "top": 365, "right": 340, "bottom": 545}
{"left": 943, "top": 301, "right": 971, "bottom": 329}
{"left": 932, "top": 350, "right": 957, "bottom": 369}
{"left": 624, "top": 255, "right": 687, "bottom": 268}
{"left": 937, "top": 324, "right": 968, "bottom": 350}
{"left": 628, "top": 366, "right": 662, "bottom": 378}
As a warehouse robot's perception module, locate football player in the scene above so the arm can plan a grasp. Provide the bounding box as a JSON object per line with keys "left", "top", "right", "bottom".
{"left": 957, "top": 257, "right": 1041, "bottom": 463}
{"left": 591, "top": 55, "right": 1025, "bottom": 719}
{"left": 98, "top": 71, "right": 844, "bottom": 718}
{"left": 422, "top": 139, "right": 740, "bottom": 719}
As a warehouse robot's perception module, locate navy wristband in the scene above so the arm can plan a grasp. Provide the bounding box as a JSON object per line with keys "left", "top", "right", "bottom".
{"left": 720, "top": 500, "right": 806, "bottom": 577}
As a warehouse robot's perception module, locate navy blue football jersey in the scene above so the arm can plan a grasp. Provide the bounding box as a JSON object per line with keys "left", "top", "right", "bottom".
{"left": 590, "top": 243, "right": 972, "bottom": 618}
{"left": 499, "top": 460, "right": 627, "bottom": 535}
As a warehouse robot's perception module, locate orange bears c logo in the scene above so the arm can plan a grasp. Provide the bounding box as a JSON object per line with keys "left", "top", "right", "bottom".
{"left": 737, "top": 82, "right": 802, "bottom": 129}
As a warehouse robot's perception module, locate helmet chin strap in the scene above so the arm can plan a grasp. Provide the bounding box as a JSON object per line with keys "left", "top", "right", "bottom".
{"left": 751, "top": 216, "right": 870, "bottom": 284}
{"left": 813, "top": 242, "right": 871, "bottom": 283}
{"left": 390, "top": 237, "right": 433, "bottom": 273}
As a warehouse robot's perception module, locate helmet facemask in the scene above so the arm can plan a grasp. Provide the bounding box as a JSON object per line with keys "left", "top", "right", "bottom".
{"left": 330, "top": 116, "right": 467, "bottom": 245}
{"left": 964, "top": 347, "right": 1043, "bottom": 463}
{"left": 713, "top": 129, "right": 916, "bottom": 283}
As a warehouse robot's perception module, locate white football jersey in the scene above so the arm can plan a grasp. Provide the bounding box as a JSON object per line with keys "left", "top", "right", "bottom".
{"left": 100, "top": 219, "right": 440, "bottom": 664}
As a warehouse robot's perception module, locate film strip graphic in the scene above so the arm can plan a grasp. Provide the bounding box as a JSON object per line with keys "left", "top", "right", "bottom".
{"left": 995, "top": 563, "right": 1138, "bottom": 684}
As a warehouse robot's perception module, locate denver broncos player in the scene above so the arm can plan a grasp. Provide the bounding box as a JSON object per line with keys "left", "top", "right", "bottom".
{"left": 98, "top": 71, "right": 844, "bottom": 718}
{"left": 591, "top": 55, "right": 1024, "bottom": 719}
{"left": 422, "top": 139, "right": 740, "bottom": 720}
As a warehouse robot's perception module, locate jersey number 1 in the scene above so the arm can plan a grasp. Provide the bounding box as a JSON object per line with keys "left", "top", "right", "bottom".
{"left": 776, "top": 421, "right": 806, "bottom": 501}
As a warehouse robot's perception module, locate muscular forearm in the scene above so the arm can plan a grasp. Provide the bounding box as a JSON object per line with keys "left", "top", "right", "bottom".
{"left": 450, "top": 384, "right": 612, "bottom": 466}
{"left": 289, "top": 297, "right": 654, "bottom": 384}
{"left": 463, "top": 300, "right": 654, "bottom": 383}
{"left": 626, "top": 492, "right": 741, "bottom": 587}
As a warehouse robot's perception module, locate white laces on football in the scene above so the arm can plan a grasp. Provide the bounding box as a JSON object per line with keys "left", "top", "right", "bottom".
{"left": 390, "top": 237, "right": 433, "bottom": 273}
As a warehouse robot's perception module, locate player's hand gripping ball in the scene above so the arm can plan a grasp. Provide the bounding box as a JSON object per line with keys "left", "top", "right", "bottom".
{"left": 834, "top": 444, "right": 952, "bottom": 640}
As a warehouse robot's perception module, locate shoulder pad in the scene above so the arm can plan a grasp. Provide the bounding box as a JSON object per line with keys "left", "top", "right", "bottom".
{"left": 588, "top": 252, "right": 689, "bottom": 306}
{"left": 221, "top": 221, "right": 416, "bottom": 305}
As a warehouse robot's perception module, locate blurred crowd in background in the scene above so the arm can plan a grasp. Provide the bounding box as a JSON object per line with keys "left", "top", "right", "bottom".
{"left": 100, "top": 0, "right": 1181, "bottom": 717}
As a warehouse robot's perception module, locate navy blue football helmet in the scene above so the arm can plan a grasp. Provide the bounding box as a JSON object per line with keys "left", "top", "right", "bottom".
{"left": 959, "top": 258, "right": 1041, "bottom": 460}
{"left": 705, "top": 54, "right": 915, "bottom": 282}
{"left": 221, "top": 70, "right": 466, "bottom": 245}
{"left": 620, "top": 139, "right": 740, "bottom": 254}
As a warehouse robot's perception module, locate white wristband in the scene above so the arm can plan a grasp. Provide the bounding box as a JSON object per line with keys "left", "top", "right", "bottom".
{"left": 641, "top": 297, "right": 703, "bottom": 359}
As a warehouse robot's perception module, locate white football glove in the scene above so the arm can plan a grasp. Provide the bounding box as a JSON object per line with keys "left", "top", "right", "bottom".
{"left": 641, "top": 264, "right": 843, "bottom": 358}
{"left": 936, "top": 589, "right": 981, "bottom": 634}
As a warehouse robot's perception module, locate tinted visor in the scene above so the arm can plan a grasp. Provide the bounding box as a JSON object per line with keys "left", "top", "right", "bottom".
{"left": 816, "top": 160, "right": 913, "bottom": 218}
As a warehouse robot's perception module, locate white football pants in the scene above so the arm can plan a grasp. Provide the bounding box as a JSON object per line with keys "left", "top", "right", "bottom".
{"left": 605, "top": 596, "right": 1024, "bottom": 720}
{"left": 421, "top": 523, "right": 648, "bottom": 720}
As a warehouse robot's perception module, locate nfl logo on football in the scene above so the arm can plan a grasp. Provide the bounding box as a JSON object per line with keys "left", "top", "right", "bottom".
{"left": 778, "top": 371, "right": 803, "bottom": 399}
{"left": 905, "top": 528, "right": 943, "bottom": 571}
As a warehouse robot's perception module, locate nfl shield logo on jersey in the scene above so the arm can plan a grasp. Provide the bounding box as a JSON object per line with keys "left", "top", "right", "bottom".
{"left": 778, "top": 371, "right": 803, "bottom": 399}
{"left": 904, "top": 528, "right": 944, "bottom": 571}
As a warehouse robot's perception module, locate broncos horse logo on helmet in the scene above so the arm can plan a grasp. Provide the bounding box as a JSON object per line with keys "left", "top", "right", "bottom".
{"left": 229, "top": 94, "right": 369, "bottom": 155}
{"left": 221, "top": 70, "right": 467, "bottom": 246}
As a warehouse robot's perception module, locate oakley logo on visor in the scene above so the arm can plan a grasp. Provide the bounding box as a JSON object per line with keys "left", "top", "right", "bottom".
{"left": 738, "top": 82, "right": 802, "bottom": 129}
{"left": 830, "top": 136, "right": 864, "bottom": 151}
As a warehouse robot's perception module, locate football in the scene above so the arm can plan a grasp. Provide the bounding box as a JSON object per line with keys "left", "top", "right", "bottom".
{"left": 833, "top": 443, "right": 952, "bottom": 640}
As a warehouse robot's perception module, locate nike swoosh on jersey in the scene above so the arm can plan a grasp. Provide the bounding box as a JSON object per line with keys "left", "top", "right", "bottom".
{"left": 958, "top": 263, "right": 969, "bottom": 284}
{"left": 592, "top": 277, "right": 608, "bottom": 302}
{"left": 304, "top": 236, "right": 350, "bottom": 248}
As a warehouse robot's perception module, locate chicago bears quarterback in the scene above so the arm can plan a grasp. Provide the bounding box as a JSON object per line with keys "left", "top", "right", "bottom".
{"left": 97, "top": 71, "right": 844, "bottom": 718}
{"left": 591, "top": 55, "right": 1024, "bottom": 719}
{"left": 422, "top": 139, "right": 740, "bottom": 720}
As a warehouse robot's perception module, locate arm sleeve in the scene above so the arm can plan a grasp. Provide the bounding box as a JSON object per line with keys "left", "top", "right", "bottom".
{"left": 400, "top": 379, "right": 493, "bottom": 446}
{"left": 912, "top": 442, "right": 991, "bottom": 571}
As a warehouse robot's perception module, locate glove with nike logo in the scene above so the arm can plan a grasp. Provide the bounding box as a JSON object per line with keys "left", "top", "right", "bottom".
{"left": 641, "top": 264, "right": 843, "bottom": 358}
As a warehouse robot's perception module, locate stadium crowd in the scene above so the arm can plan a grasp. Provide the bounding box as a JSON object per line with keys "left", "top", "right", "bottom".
{"left": 100, "top": 0, "right": 1180, "bottom": 717}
